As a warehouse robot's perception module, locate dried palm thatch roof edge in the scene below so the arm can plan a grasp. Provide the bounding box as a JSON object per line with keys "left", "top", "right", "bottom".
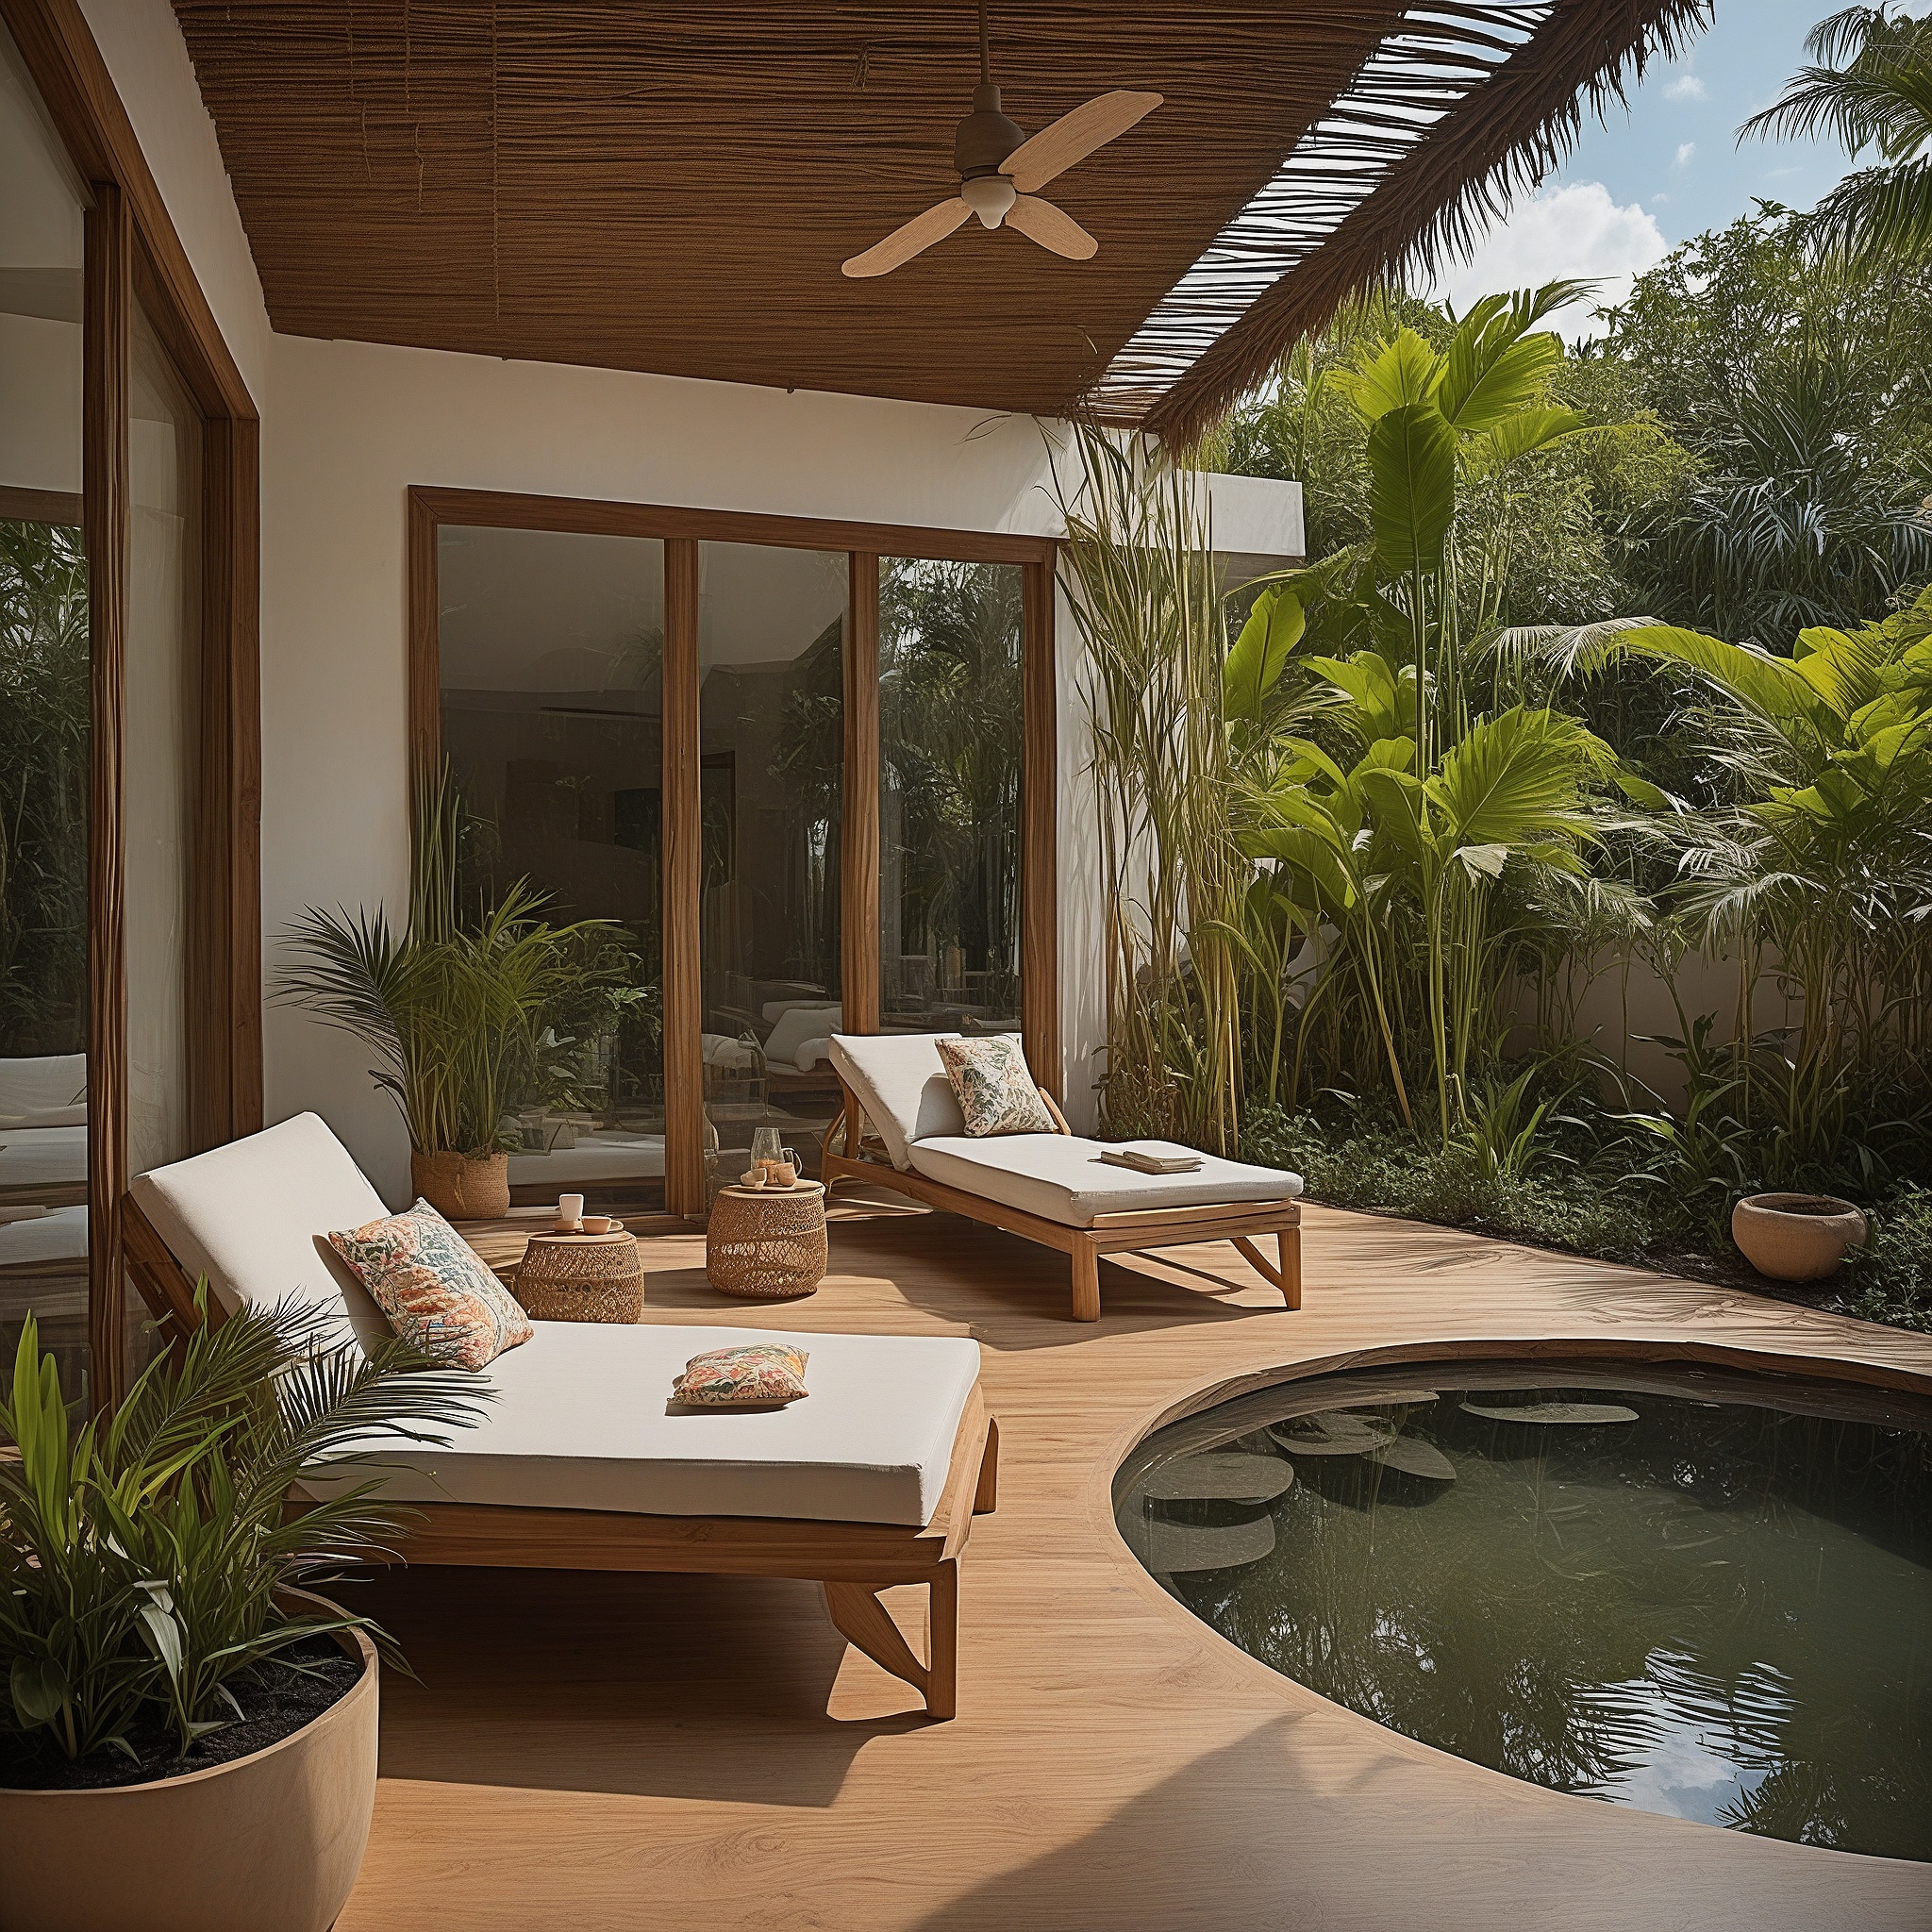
{"left": 1125, "top": 0, "right": 1714, "bottom": 450}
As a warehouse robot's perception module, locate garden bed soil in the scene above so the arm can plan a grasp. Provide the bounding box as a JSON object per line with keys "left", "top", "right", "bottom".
{"left": 0, "top": 1637, "right": 361, "bottom": 1792}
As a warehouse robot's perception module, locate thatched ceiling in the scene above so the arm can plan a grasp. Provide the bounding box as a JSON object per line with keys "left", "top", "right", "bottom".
{"left": 169, "top": 2, "right": 1705, "bottom": 438}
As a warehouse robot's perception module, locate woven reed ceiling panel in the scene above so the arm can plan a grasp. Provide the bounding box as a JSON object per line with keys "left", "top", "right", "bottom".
{"left": 168, "top": 1, "right": 1408, "bottom": 417}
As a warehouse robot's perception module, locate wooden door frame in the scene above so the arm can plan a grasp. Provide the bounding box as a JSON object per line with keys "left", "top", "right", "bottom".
{"left": 2, "top": 0, "right": 263, "bottom": 1407}
{"left": 407, "top": 486, "right": 1059, "bottom": 1216}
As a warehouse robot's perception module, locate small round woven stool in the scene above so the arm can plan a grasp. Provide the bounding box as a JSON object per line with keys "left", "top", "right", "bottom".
{"left": 514, "top": 1230, "right": 644, "bottom": 1323}
{"left": 706, "top": 1182, "right": 828, "bottom": 1300}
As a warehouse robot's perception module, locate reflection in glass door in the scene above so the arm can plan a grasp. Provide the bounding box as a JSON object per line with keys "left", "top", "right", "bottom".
{"left": 440, "top": 525, "right": 668, "bottom": 1211}
{"left": 696, "top": 541, "right": 846, "bottom": 1195}
{"left": 0, "top": 25, "right": 90, "bottom": 1398}
{"left": 879, "top": 558, "right": 1024, "bottom": 1037}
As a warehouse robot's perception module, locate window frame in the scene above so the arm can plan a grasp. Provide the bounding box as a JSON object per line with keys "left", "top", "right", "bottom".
{"left": 408, "top": 486, "right": 1059, "bottom": 1221}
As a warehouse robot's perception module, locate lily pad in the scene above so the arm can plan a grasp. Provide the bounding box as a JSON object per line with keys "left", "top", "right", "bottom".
{"left": 1137, "top": 1511, "right": 1277, "bottom": 1574}
{"left": 1141, "top": 1453, "right": 1297, "bottom": 1505}
{"left": 1268, "top": 1413, "right": 1398, "bottom": 1457}
{"left": 1459, "top": 1401, "right": 1640, "bottom": 1425}
{"left": 1369, "top": 1437, "right": 1457, "bottom": 1482}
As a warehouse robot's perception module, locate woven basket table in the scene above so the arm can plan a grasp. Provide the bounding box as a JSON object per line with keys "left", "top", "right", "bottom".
{"left": 706, "top": 1182, "right": 828, "bottom": 1300}
{"left": 513, "top": 1230, "right": 644, "bottom": 1323}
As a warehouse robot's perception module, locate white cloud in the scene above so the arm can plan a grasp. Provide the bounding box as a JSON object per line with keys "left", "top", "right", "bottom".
{"left": 1432, "top": 181, "right": 1670, "bottom": 338}
{"left": 1663, "top": 73, "right": 1707, "bottom": 102}
{"left": 1674, "top": 141, "right": 1697, "bottom": 167}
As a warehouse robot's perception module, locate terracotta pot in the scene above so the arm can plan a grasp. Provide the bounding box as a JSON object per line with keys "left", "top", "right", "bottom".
{"left": 1731, "top": 1191, "right": 1869, "bottom": 1282}
{"left": 411, "top": 1147, "right": 510, "bottom": 1220}
{"left": 0, "top": 1605, "right": 377, "bottom": 1932}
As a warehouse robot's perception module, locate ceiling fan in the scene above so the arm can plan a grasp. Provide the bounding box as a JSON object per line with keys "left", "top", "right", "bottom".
{"left": 841, "top": 2, "right": 1161, "bottom": 279}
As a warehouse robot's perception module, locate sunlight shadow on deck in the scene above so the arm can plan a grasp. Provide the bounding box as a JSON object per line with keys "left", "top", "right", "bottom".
{"left": 360, "top": 1566, "right": 923, "bottom": 1807}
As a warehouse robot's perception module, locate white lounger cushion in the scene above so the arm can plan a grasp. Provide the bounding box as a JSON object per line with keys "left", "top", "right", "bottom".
{"left": 0, "top": 1124, "right": 88, "bottom": 1191}
{"left": 829, "top": 1032, "right": 965, "bottom": 1170}
{"left": 0, "top": 1053, "right": 87, "bottom": 1119}
{"left": 128, "top": 1111, "right": 394, "bottom": 1353}
{"left": 908, "top": 1136, "right": 1302, "bottom": 1228}
{"left": 312, "top": 1321, "right": 980, "bottom": 1527}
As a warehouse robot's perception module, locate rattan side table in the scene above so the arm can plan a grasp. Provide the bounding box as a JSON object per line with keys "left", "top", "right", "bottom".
{"left": 706, "top": 1182, "right": 828, "bottom": 1300}
{"left": 514, "top": 1229, "right": 644, "bottom": 1323}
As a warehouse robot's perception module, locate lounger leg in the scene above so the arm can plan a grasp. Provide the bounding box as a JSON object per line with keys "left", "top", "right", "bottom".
{"left": 1278, "top": 1223, "right": 1303, "bottom": 1311}
{"left": 974, "top": 1416, "right": 1000, "bottom": 1514}
{"left": 1071, "top": 1242, "right": 1101, "bottom": 1323}
{"left": 925, "top": 1559, "right": 958, "bottom": 1721}
{"left": 824, "top": 1574, "right": 957, "bottom": 1721}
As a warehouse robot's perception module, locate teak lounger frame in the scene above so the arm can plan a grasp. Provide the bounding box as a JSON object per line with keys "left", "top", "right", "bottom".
{"left": 820, "top": 1080, "right": 1302, "bottom": 1324}
{"left": 120, "top": 1196, "right": 998, "bottom": 1720}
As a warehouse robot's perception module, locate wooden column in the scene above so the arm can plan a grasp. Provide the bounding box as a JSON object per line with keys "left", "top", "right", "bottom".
{"left": 191, "top": 413, "right": 262, "bottom": 1148}
{"left": 85, "top": 178, "right": 129, "bottom": 1414}
{"left": 841, "top": 553, "right": 880, "bottom": 1034}
{"left": 662, "top": 538, "right": 705, "bottom": 1214}
{"left": 1020, "top": 557, "right": 1060, "bottom": 1098}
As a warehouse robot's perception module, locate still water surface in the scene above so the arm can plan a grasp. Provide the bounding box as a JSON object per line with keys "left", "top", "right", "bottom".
{"left": 1115, "top": 1361, "right": 1932, "bottom": 1859}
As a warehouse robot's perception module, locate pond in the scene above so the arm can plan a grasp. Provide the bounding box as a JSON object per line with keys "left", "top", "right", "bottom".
{"left": 1114, "top": 1358, "right": 1932, "bottom": 1860}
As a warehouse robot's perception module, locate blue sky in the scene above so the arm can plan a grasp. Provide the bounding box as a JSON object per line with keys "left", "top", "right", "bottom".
{"left": 1436, "top": 0, "right": 1877, "bottom": 328}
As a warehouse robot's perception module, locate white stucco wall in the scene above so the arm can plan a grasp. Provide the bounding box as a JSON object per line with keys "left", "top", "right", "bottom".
{"left": 71, "top": 0, "right": 1306, "bottom": 1197}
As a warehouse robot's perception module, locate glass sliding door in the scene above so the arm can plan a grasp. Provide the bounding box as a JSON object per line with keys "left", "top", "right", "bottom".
{"left": 878, "top": 558, "right": 1024, "bottom": 1038}
{"left": 439, "top": 525, "right": 668, "bottom": 1211}
{"left": 696, "top": 541, "right": 845, "bottom": 1193}
{"left": 0, "top": 24, "right": 90, "bottom": 1397}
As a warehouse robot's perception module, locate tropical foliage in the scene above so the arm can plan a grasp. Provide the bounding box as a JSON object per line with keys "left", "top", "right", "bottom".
{"left": 1096, "top": 213, "right": 1932, "bottom": 1324}
{"left": 0, "top": 1296, "right": 480, "bottom": 1774}
{"left": 0, "top": 518, "right": 89, "bottom": 1058}
{"left": 1742, "top": 3, "right": 1932, "bottom": 269}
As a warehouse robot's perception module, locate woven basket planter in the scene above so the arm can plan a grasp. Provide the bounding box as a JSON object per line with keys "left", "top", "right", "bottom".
{"left": 410, "top": 1150, "right": 510, "bottom": 1221}
{"left": 514, "top": 1231, "right": 644, "bottom": 1323}
{"left": 707, "top": 1183, "right": 828, "bottom": 1299}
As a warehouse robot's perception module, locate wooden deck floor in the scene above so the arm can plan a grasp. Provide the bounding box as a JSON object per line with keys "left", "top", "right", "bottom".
{"left": 340, "top": 1195, "right": 1932, "bottom": 1931}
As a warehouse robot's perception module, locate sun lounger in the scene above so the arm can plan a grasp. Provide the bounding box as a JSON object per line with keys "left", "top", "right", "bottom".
{"left": 822, "top": 1033, "right": 1304, "bottom": 1322}
{"left": 122, "top": 1114, "right": 996, "bottom": 1719}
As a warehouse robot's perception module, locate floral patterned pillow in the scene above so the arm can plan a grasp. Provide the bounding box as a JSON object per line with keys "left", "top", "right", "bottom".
{"left": 674, "top": 1343, "right": 810, "bottom": 1407}
{"left": 327, "top": 1199, "right": 533, "bottom": 1370}
{"left": 936, "top": 1035, "right": 1056, "bottom": 1137}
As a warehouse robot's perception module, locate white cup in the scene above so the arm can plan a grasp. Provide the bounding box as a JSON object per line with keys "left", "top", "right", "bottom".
{"left": 558, "top": 1192, "right": 584, "bottom": 1231}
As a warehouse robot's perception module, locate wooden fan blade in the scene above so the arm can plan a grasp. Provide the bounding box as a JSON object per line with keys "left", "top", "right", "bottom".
{"left": 1002, "top": 90, "right": 1162, "bottom": 195}
{"left": 1006, "top": 194, "right": 1097, "bottom": 261}
{"left": 842, "top": 198, "right": 972, "bottom": 278}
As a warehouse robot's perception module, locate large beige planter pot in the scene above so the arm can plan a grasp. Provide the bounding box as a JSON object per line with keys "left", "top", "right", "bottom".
{"left": 1732, "top": 1191, "right": 1869, "bottom": 1282}
{"left": 0, "top": 1609, "right": 377, "bottom": 1932}
{"left": 411, "top": 1147, "right": 511, "bottom": 1220}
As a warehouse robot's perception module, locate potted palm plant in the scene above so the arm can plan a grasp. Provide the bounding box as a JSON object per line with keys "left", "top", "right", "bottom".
{"left": 0, "top": 1299, "right": 482, "bottom": 1932}
{"left": 281, "top": 773, "right": 641, "bottom": 1220}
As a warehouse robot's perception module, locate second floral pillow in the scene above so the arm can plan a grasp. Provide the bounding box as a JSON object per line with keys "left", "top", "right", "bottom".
{"left": 935, "top": 1035, "right": 1056, "bottom": 1138}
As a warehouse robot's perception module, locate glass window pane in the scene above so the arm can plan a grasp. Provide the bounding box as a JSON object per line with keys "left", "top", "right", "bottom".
{"left": 0, "top": 24, "right": 89, "bottom": 1400}
{"left": 440, "top": 526, "right": 668, "bottom": 1213}
{"left": 878, "top": 558, "right": 1023, "bottom": 1036}
{"left": 697, "top": 541, "right": 845, "bottom": 1195}
{"left": 124, "top": 301, "right": 201, "bottom": 1384}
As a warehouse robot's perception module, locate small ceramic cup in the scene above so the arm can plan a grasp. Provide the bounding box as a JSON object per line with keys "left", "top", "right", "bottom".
{"left": 557, "top": 1192, "right": 584, "bottom": 1232}
{"left": 580, "top": 1214, "right": 614, "bottom": 1235}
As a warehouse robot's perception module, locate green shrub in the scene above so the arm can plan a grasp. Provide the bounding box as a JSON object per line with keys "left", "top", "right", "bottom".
{"left": 1837, "top": 1185, "right": 1932, "bottom": 1333}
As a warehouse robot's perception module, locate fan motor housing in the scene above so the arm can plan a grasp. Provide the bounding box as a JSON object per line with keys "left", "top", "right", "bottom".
{"left": 955, "top": 82, "right": 1024, "bottom": 177}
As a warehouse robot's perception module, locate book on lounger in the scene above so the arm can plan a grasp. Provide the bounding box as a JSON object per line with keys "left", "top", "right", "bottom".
{"left": 1099, "top": 1144, "right": 1205, "bottom": 1175}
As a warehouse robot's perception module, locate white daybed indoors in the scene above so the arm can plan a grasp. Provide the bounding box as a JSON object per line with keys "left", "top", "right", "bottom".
{"left": 123, "top": 1115, "right": 997, "bottom": 1720}
{"left": 823, "top": 1033, "right": 1305, "bottom": 1323}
